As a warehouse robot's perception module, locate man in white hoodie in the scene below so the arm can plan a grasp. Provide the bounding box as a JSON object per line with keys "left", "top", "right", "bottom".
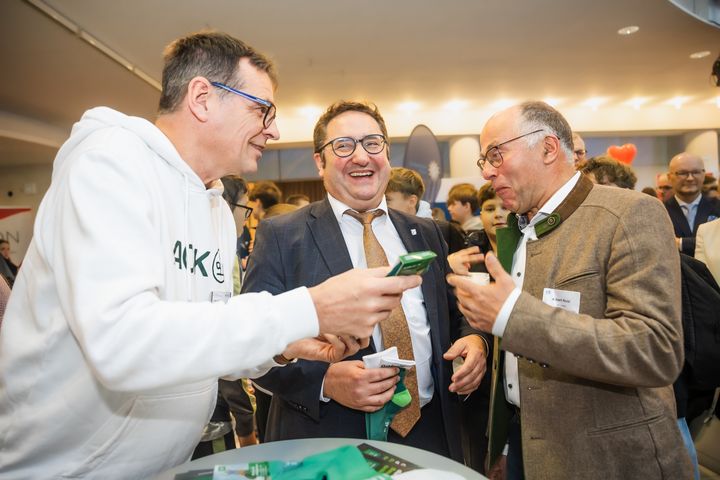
{"left": 0, "top": 32, "right": 420, "bottom": 479}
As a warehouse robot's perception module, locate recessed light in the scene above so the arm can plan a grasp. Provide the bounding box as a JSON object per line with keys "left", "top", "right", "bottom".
{"left": 491, "top": 99, "right": 517, "bottom": 110}
{"left": 625, "top": 97, "right": 649, "bottom": 110}
{"left": 582, "top": 97, "right": 608, "bottom": 110}
{"left": 443, "top": 99, "right": 468, "bottom": 111}
{"left": 542, "top": 97, "right": 563, "bottom": 107}
{"left": 617, "top": 25, "right": 639, "bottom": 36}
{"left": 297, "top": 106, "right": 322, "bottom": 119}
{"left": 397, "top": 101, "right": 421, "bottom": 113}
{"left": 666, "top": 96, "right": 690, "bottom": 109}
{"left": 690, "top": 51, "right": 711, "bottom": 59}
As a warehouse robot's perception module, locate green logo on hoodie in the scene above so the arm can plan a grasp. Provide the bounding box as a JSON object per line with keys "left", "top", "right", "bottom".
{"left": 173, "top": 241, "right": 224, "bottom": 283}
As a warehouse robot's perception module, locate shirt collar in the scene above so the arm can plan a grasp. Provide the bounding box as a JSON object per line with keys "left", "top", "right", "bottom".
{"left": 327, "top": 193, "right": 388, "bottom": 225}
{"left": 675, "top": 194, "right": 701, "bottom": 209}
{"left": 521, "top": 171, "right": 581, "bottom": 230}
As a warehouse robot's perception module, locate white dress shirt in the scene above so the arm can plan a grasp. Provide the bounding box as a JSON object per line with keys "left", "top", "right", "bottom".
{"left": 676, "top": 194, "right": 701, "bottom": 232}
{"left": 492, "top": 172, "right": 581, "bottom": 407}
{"left": 322, "top": 194, "right": 434, "bottom": 406}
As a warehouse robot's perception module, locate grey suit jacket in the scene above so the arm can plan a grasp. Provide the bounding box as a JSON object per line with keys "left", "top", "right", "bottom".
{"left": 488, "top": 177, "right": 691, "bottom": 479}
{"left": 243, "top": 199, "right": 480, "bottom": 461}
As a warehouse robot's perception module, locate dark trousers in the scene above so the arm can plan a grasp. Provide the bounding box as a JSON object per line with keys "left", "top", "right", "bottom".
{"left": 507, "top": 412, "right": 525, "bottom": 480}
{"left": 387, "top": 394, "right": 451, "bottom": 458}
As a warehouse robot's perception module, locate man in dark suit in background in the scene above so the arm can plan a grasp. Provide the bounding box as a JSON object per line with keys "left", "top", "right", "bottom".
{"left": 664, "top": 152, "right": 720, "bottom": 256}
{"left": 243, "top": 101, "right": 489, "bottom": 461}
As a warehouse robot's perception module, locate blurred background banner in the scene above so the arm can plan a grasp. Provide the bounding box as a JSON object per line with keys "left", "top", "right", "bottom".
{"left": 0, "top": 206, "right": 33, "bottom": 261}
{"left": 404, "top": 125, "right": 444, "bottom": 205}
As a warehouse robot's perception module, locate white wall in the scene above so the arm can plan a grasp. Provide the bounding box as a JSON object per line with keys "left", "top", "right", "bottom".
{"left": 683, "top": 130, "right": 719, "bottom": 176}
{"left": 449, "top": 136, "right": 481, "bottom": 178}
{"left": 0, "top": 164, "right": 52, "bottom": 211}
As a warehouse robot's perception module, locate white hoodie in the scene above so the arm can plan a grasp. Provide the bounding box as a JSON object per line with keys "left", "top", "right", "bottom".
{"left": 0, "top": 108, "right": 318, "bottom": 479}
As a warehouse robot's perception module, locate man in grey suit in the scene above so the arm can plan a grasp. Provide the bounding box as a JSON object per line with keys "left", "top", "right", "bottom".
{"left": 243, "top": 101, "right": 489, "bottom": 461}
{"left": 448, "top": 101, "right": 691, "bottom": 479}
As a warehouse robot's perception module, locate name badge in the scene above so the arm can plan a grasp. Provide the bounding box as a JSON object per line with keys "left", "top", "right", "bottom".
{"left": 542, "top": 288, "right": 580, "bottom": 313}
{"left": 210, "top": 291, "right": 231, "bottom": 303}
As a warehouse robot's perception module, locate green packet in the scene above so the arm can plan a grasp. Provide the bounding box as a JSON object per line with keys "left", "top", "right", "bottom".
{"left": 386, "top": 251, "right": 437, "bottom": 276}
{"left": 204, "top": 445, "right": 392, "bottom": 480}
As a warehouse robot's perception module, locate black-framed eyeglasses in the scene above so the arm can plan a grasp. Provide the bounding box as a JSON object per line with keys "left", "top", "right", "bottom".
{"left": 231, "top": 203, "right": 253, "bottom": 220}
{"left": 211, "top": 81, "right": 276, "bottom": 129}
{"left": 670, "top": 169, "right": 705, "bottom": 179}
{"left": 317, "top": 134, "right": 387, "bottom": 158}
{"left": 477, "top": 129, "right": 545, "bottom": 171}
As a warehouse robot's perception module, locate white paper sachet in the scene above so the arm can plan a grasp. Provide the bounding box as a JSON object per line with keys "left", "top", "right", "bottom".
{"left": 363, "top": 346, "right": 416, "bottom": 370}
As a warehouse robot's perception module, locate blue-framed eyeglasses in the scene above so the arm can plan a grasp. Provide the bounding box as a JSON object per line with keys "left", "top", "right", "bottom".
{"left": 477, "top": 129, "right": 545, "bottom": 171}
{"left": 211, "top": 81, "right": 276, "bottom": 129}
{"left": 317, "top": 134, "right": 387, "bottom": 158}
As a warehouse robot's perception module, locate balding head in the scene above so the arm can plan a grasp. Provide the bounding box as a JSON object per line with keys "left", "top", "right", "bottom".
{"left": 479, "top": 101, "right": 576, "bottom": 216}
{"left": 668, "top": 152, "right": 705, "bottom": 203}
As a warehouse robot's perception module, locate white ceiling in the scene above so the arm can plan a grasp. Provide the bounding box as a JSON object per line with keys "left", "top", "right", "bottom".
{"left": 1, "top": 0, "right": 719, "bottom": 166}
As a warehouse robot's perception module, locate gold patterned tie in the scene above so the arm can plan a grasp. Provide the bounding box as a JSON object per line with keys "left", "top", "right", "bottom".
{"left": 345, "top": 209, "right": 421, "bottom": 436}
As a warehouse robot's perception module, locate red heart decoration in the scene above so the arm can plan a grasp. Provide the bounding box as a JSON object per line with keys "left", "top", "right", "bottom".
{"left": 607, "top": 144, "right": 637, "bottom": 164}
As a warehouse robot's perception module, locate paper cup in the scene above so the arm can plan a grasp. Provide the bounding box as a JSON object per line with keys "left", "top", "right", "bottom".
{"left": 467, "top": 272, "right": 490, "bottom": 285}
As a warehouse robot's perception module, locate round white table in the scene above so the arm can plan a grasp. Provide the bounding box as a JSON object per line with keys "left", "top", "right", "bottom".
{"left": 157, "top": 438, "right": 487, "bottom": 479}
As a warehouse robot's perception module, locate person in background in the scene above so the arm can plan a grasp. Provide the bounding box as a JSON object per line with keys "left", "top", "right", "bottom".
{"left": 431, "top": 207, "right": 447, "bottom": 222}
{"left": 248, "top": 180, "right": 282, "bottom": 221}
{"left": 703, "top": 173, "right": 718, "bottom": 200}
{"left": 286, "top": 193, "right": 311, "bottom": 207}
{"left": 571, "top": 132, "right": 586, "bottom": 166}
{"left": 642, "top": 186, "right": 659, "bottom": 197}
{"left": 264, "top": 203, "right": 300, "bottom": 218}
{"left": 0, "top": 239, "right": 17, "bottom": 287}
{"left": 221, "top": 175, "right": 253, "bottom": 269}
{"left": 447, "top": 100, "right": 690, "bottom": 479}
{"left": 251, "top": 200, "right": 301, "bottom": 442}
{"left": 656, "top": 172, "right": 674, "bottom": 202}
{"left": 192, "top": 176, "right": 260, "bottom": 460}
{"left": 664, "top": 152, "right": 720, "bottom": 256}
{"left": 0, "top": 32, "right": 420, "bottom": 479}
{"left": 447, "top": 183, "right": 483, "bottom": 232}
{"left": 244, "top": 101, "right": 489, "bottom": 461}
{"left": 0, "top": 239, "right": 19, "bottom": 277}
{"left": 579, "top": 155, "right": 637, "bottom": 189}
{"left": 445, "top": 181, "right": 510, "bottom": 472}
{"left": 449, "top": 182, "right": 511, "bottom": 274}
{"left": 385, "top": 167, "right": 465, "bottom": 254}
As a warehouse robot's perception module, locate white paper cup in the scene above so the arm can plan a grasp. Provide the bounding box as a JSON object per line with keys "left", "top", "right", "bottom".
{"left": 467, "top": 272, "right": 490, "bottom": 285}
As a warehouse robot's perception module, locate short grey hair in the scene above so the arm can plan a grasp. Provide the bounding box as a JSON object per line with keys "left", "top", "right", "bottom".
{"left": 517, "top": 101, "right": 574, "bottom": 164}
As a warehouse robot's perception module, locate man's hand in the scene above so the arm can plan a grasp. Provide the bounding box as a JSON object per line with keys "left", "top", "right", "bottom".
{"left": 323, "top": 360, "right": 399, "bottom": 412}
{"left": 310, "top": 267, "right": 422, "bottom": 339}
{"left": 487, "top": 455, "right": 507, "bottom": 480}
{"left": 284, "top": 335, "right": 369, "bottom": 363}
{"left": 447, "top": 246, "right": 484, "bottom": 275}
{"left": 446, "top": 252, "right": 515, "bottom": 333}
{"left": 443, "top": 335, "right": 487, "bottom": 395}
